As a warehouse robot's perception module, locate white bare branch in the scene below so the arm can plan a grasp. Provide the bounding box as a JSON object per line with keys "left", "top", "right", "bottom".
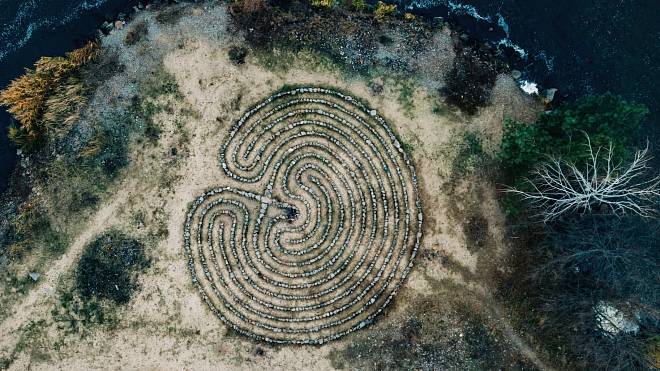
{"left": 506, "top": 135, "right": 660, "bottom": 222}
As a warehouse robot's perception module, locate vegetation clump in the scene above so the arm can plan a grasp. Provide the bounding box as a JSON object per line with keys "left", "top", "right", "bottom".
{"left": 498, "top": 94, "right": 648, "bottom": 217}
{"left": 231, "top": 0, "right": 267, "bottom": 14}
{"left": 347, "top": 0, "right": 369, "bottom": 12}
{"left": 520, "top": 216, "right": 660, "bottom": 370}
{"left": 310, "top": 0, "right": 336, "bottom": 8}
{"left": 499, "top": 93, "right": 648, "bottom": 180}
{"left": 403, "top": 12, "right": 416, "bottom": 21}
{"left": 0, "top": 41, "right": 99, "bottom": 150}
{"left": 228, "top": 45, "right": 249, "bottom": 65}
{"left": 76, "top": 230, "right": 148, "bottom": 304}
{"left": 329, "top": 293, "right": 529, "bottom": 370}
{"left": 373, "top": 1, "right": 396, "bottom": 21}
{"left": 442, "top": 42, "right": 503, "bottom": 115}
{"left": 4, "top": 202, "right": 67, "bottom": 260}
{"left": 451, "top": 132, "right": 487, "bottom": 177}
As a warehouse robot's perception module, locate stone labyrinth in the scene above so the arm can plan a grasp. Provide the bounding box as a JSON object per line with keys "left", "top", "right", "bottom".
{"left": 183, "top": 87, "right": 423, "bottom": 344}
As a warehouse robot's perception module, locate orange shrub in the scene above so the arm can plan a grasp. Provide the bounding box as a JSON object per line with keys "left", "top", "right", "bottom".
{"left": 0, "top": 41, "right": 99, "bottom": 147}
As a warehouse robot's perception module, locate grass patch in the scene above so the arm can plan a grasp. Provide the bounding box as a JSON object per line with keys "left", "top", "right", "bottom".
{"left": 451, "top": 132, "right": 486, "bottom": 177}
{"left": 5, "top": 203, "right": 67, "bottom": 260}
{"left": 0, "top": 319, "right": 51, "bottom": 368}
{"left": 133, "top": 67, "right": 183, "bottom": 144}
{"left": 51, "top": 290, "right": 116, "bottom": 335}
{"left": 401, "top": 141, "right": 415, "bottom": 156}
{"left": 328, "top": 283, "right": 526, "bottom": 370}
{"left": 395, "top": 78, "right": 416, "bottom": 117}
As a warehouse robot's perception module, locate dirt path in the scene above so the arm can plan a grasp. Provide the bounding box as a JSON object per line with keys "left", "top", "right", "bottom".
{"left": 488, "top": 300, "right": 555, "bottom": 371}
{"left": 0, "top": 180, "right": 133, "bottom": 359}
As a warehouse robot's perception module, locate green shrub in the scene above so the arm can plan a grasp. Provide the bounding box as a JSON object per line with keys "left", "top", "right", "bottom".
{"left": 310, "top": 0, "right": 335, "bottom": 8}
{"left": 499, "top": 94, "right": 648, "bottom": 180}
{"left": 348, "top": 0, "right": 369, "bottom": 11}
{"left": 76, "top": 231, "right": 148, "bottom": 304}
{"left": 52, "top": 291, "right": 112, "bottom": 334}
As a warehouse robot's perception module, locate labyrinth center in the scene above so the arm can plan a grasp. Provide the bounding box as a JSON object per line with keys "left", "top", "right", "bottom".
{"left": 183, "top": 87, "right": 423, "bottom": 344}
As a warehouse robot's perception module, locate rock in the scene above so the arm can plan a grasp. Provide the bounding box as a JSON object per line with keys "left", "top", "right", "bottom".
{"left": 255, "top": 346, "right": 264, "bottom": 356}
{"left": 101, "top": 21, "right": 113, "bottom": 34}
{"left": 369, "top": 79, "right": 384, "bottom": 95}
{"left": 511, "top": 69, "right": 522, "bottom": 80}
{"left": 519, "top": 80, "right": 539, "bottom": 95}
{"left": 596, "top": 301, "right": 639, "bottom": 336}
{"left": 541, "top": 88, "right": 558, "bottom": 105}
{"left": 115, "top": 20, "right": 125, "bottom": 30}
{"left": 29, "top": 272, "right": 40, "bottom": 282}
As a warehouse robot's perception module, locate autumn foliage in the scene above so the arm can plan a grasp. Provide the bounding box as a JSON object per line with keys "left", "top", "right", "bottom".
{"left": 0, "top": 41, "right": 99, "bottom": 148}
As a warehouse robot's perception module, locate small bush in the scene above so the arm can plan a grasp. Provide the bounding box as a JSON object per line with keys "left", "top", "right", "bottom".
{"left": 404, "top": 12, "right": 416, "bottom": 21}
{"left": 347, "top": 0, "right": 368, "bottom": 11}
{"left": 310, "top": 0, "right": 335, "bottom": 8}
{"left": 228, "top": 45, "right": 249, "bottom": 65}
{"left": 76, "top": 231, "right": 148, "bottom": 304}
{"left": 374, "top": 1, "right": 396, "bottom": 21}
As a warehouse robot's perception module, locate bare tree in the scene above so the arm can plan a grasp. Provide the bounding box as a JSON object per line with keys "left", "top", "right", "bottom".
{"left": 531, "top": 215, "right": 660, "bottom": 371}
{"left": 507, "top": 135, "right": 660, "bottom": 221}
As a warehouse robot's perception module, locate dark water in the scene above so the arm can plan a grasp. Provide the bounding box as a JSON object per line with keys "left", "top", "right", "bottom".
{"left": 0, "top": 0, "right": 140, "bottom": 193}
{"left": 1, "top": 0, "right": 659, "bottom": 192}
{"left": 401, "top": 0, "right": 660, "bottom": 153}
{"left": 404, "top": 0, "right": 659, "bottom": 103}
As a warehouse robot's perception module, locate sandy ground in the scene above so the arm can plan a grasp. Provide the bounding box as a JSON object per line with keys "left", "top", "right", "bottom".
{"left": 0, "top": 3, "right": 548, "bottom": 370}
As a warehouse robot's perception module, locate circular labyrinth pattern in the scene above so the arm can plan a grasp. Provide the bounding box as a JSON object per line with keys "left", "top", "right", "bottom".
{"left": 183, "top": 87, "right": 423, "bottom": 344}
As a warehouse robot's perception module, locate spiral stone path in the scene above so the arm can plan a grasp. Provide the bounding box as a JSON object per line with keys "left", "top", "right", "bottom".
{"left": 183, "top": 87, "right": 423, "bottom": 344}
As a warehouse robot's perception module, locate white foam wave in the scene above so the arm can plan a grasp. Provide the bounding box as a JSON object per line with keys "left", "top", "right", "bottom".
{"left": 519, "top": 80, "right": 539, "bottom": 95}
{"left": 497, "top": 13, "right": 509, "bottom": 37}
{"left": 447, "top": 0, "right": 492, "bottom": 22}
{"left": 497, "top": 38, "right": 528, "bottom": 59}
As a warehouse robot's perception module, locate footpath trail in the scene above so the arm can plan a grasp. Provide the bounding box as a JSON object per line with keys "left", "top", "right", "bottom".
{"left": 0, "top": 180, "right": 134, "bottom": 359}
{"left": 488, "top": 299, "right": 555, "bottom": 371}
